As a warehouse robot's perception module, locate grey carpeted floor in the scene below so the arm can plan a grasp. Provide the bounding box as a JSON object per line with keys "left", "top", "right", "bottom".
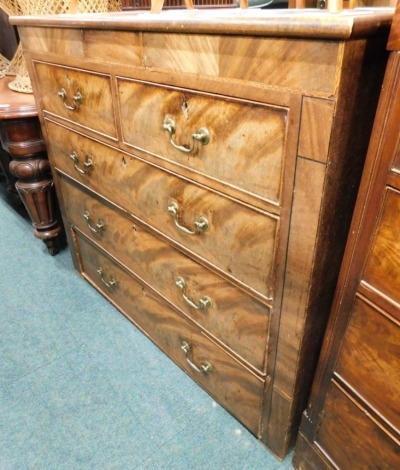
{"left": 0, "top": 181, "right": 293, "bottom": 469}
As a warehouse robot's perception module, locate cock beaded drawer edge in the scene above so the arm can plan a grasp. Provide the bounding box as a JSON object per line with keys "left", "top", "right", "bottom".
{"left": 12, "top": 8, "right": 393, "bottom": 459}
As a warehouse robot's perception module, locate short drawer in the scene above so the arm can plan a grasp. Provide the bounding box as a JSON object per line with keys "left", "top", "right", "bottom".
{"left": 47, "top": 120, "right": 279, "bottom": 299}
{"left": 335, "top": 297, "right": 400, "bottom": 432}
{"left": 76, "top": 232, "right": 265, "bottom": 435}
{"left": 60, "top": 178, "right": 270, "bottom": 373}
{"left": 34, "top": 62, "right": 117, "bottom": 139}
{"left": 118, "top": 78, "right": 288, "bottom": 204}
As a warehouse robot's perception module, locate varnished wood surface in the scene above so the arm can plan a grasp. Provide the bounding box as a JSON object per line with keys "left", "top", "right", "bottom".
{"left": 60, "top": 177, "right": 271, "bottom": 373}
{"left": 0, "top": 77, "right": 63, "bottom": 254}
{"left": 298, "top": 97, "right": 335, "bottom": 163}
{"left": 77, "top": 232, "right": 265, "bottom": 435}
{"left": 11, "top": 8, "right": 394, "bottom": 39}
{"left": 294, "top": 12, "right": 400, "bottom": 470}
{"left": 362, "top": 187, "right": 400, "bottom": 306}
{"left": 335, "top": 296, "right": 400, "bottom": 434}
{"left": 22, "top": 27, "right": 342, "bottom": 95}
{"left": 118, "top": 78, "right": 287, "bottom": 204}
{"left": 16, "top": 9, "right": 394, "bottom": 460}
{"left": 46, "top": 120, "right": 279, "bottom": 300}
{"left": 0, "top": 76, "right": 37, "bottom": 119}
{"left": 316, "top": 383, "right": 400, "bottom": 469}
{"left": 388, "top": 0, "right": 400, "bottom": 49}
{"left": 34, "top": 62, "right": 117, "bottom": 139}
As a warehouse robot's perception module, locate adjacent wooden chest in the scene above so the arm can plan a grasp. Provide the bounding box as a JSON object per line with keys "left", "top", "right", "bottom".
{"left": 13, "top": 8, "right": 393, "bottom": 459}
{"left": 293, "top": 5, "right": 400, "bottom": 468}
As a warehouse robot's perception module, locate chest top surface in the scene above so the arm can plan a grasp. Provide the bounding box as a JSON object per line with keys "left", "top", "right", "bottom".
{"left": 11, "top": 7, "right": 393, "bottom": 38}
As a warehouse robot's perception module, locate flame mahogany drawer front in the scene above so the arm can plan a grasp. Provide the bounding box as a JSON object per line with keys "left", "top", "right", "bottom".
{"left": 77, "top": 232, "right": 265, "bottom": 435}
{"left": 15, "top": 8, "right": 393, "bottom": 459}
{"left": 46, "top": 120, "right": 278, "bottom": 300}
{"left": 117, "top": 78, "right": 288, "bottom": 205}
{"left": 34, "top": 63, "right": 117, "bottom": 139}
{"left": 59, "top": 177, "right": 271, "bottom": 374}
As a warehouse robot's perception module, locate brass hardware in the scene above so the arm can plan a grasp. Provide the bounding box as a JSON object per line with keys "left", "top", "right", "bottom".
{"left": 96, "top": 268, "right": 117, "bottom": 289}
{"left": 83, "top": 211, "right": 105, "bottom": 234}
{"left": 181, "top": 341, "right": 212, "bottom": 374}
{"left": 162, "top": 117, "right": 210, "bottom": 154}
{"left": 176, "top": 277, "right": 212, "bottom": 311}
{"left": 167, "top": 201, "right": 209, "bottom": 235}
{"left": 57, "top": 87, "right": 83, "bottom": 111}
{"left": 69, "top": 151, "right": 93, "bottom": 175}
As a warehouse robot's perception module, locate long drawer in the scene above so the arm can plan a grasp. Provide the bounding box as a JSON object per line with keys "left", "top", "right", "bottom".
{"left": 316, "top": 383, "right": 400, "bottom": 469}
{"left": 76, "top": 232, "right": 266, "bottom": 435}
{"left": 47, "top": 120, "right": 279, "bottom": 299}
{"left": 34, "top": 62, "right": 117, "bottom": 139}
{"left": 335, "top": 297, "right": 400, "bottom": 433}
{"left": 118, "top": 78, "right": 288, "bottom": 205}
{"left": 60, "top": 177, "right": 270, "bottom": 373}
{"left": 362, "top": 187, "right": 400, "bottom": 307}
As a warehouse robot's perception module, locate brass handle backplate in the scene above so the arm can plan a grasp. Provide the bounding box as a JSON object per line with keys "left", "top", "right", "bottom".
{"left": 96, "top": 268, "right": 117, "bottom": 289}
{"left": 163, "top": 117, "right": 210, "bottom": 154}
{"left": 69, "top": 151, "right": 93, "bottom": 175}
{"left": 176, "top": 277, "right": 212, "bottom": 311}
{"left": 83, "top": 211, "right": 105, "bottom": 234}
{"left": 167, "top": 201, "right": 209, "bottom": 235}
{"left": 181, "top": 340, "right": 212, "bottom": 374}
{"left": 58, "top": 87, "right": 83, "bottom": 111}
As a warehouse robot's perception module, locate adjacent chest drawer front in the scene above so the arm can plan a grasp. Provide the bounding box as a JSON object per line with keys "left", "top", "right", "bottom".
{"left": 335, "top": 297, "right": 400, "bottom": 432}
{"left": 77, "top": 233, "right": 265, "bottom": 435}
{"left": 60, "top": 178, "right": 270, "bottom": 372}
{"left": 47, "top": 121, "right": 278, "bottom": 299}
{"left": 316, "top": 383, "right": 400, "bottom": 470}
{"left": 34, "top": 62, "right": 117, "bottom": 139}
{"left": 118, "top": 79, "right": 287, "bottom": 205}
{"left": 362, "top": 187, "right": 400, "bottom": 306}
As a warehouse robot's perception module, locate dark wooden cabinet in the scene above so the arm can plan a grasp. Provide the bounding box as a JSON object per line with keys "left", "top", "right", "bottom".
{"left": 293, "top": 5, "right": 400, "bottom": 469}
{"left": 0, "top": 76, "right": 63, "bottom": 255}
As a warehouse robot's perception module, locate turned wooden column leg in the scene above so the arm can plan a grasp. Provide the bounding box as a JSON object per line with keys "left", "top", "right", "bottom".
{"left": 0, "top": 144, "right": 19, "bottom": 201}
{"left": 5, "top": 117, "right": 63, "bottom": 255}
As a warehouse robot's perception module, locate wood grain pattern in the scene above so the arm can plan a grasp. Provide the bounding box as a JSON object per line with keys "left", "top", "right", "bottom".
{"left": 393, "top": 135, "right": 400, "bottom": 173}
{"left": 362, "top": 187, "right": 400, "bottom": 306}
{"left": 294, "top": 17, "right": 400, "bottom": 469}
{"left": 77, "top": 232, "right": 265, "bottom": 435}
{"left": 118, "top": 78, "right": 287, "bottom": 204}
{"left": 14, "top": 8, "right": 394, "bottom": 461}
{"left": 273, "top": 157, "right": 326, "bottom": 397}
{"left": 293, "top": 433, "right": 334, "bottom": 470}
{"left": 18, "top": 27, "right": 84, "bottom": 57}
{"left": 298, "top": 97, "right": 335, "bottom": 163}
{"left": 143, "top": 33, "right": 340, "bottom": 94}
{"left": 34, "top": 62, "right": 117, "bottom": 139}
{"left": 335, "top": 296, "right": 400, "bottom": 433}
{"left": 218, "top": 36, "right": 340, "bottom": 95}
{"left": 60, "top": 177, "right": 271, "bottom": 373}
{"left": 83, "top": 30, "right": 142, "bottom": 66}
{"left": 388, "top": 1, "right": 400, "bottom": 51}
{"left": 316, "top": 383, "right": 400, "bottom": 469}
{"left": 11, "top": 9, "right": 393, "bottom": 40}
{"left": 144, "top": 33, "right": 219, "bottom": 76}
{"left": 46, "top": 120, "right": 279, "bottom": 300}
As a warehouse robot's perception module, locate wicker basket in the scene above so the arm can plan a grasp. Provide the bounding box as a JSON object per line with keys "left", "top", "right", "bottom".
{"left": 0, "top": 53, "right": 10, "bottom": 79}
{"left": 121, "top": 0, "right": 237, "bottom": 9}
{"left": 0, "top": 0, "right": 122, "bottom": 93}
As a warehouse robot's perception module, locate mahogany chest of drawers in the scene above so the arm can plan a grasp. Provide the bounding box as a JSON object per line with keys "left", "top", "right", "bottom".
{"left": 13, "top": 8, "right": 393, "bottom": 459}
